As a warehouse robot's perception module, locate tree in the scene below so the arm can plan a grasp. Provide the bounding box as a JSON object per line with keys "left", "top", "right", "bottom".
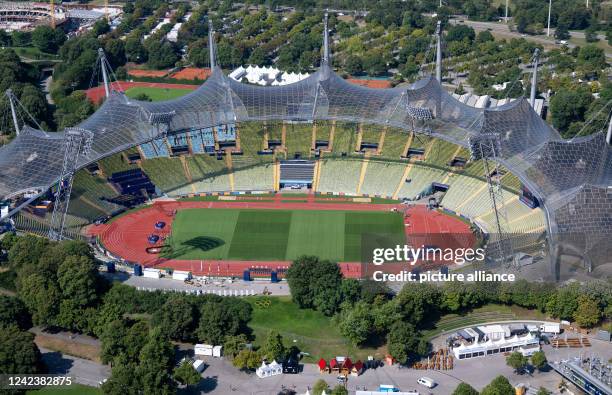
{"left": 531, "top": 350, "right": 547, "bottom": 371}
{"left": 286, "top": 256, "right": 344, "bottom": 315}
{"left": 330, "top": 385, "right": 349, "bottom": 395}
{"left": 344, "top": 55, "right": 363, "bottom": 75}
{"left": 585, "top": 26, "right": 599, "bottom": 43}
{"left": 134, "top": 93, "right": 152, "bottom": 101}
{"left": 262, "top": 330, "right": 286, "bottom": 362}
{"left": 54, "top": 91, "right": 95, "bottom": 129}
{"left": 125, "top": 36, "right": 147, "bottom": 63}
{"left": 18, "top": 273, "right": 61, "bottom": 326}
{"left": 454, "top": 83, "right": 467, "bottom": 95}
{"left": 506, "top": 351, "right": 528, "bottom": 373}
{"left": 0, "top": 295, "right": 32, "bottom": 330}
{"left": 576, "top": 45, "right": 606, "bottom": 72}
{"left": 173, "top": 360, "right": 201, "bottom": 386}
{"left": 57, "top": 255, "right": 98, "bottom": 307}
{"left": 152, "top": 294, "right": 197, "bottom": 341}
{"left": 476, "top": 30, "right": 494, "bottom": 43}
{"left": 446, "top": 25, "right": 476, "bottom": 43}
{"left": 555, "top": 21, "right": 570, "bottom": 40}
{"left": 248, "top": 47, "right": 267, "bottom": 66}
{"left": 0, "top": 324, "right": 42, "bottom": 375}
{"left": 452, "top": 382, "right": 479, "bottom": 395}
{"left": 102, "top": 362, "right": 140, "bottom": 395}
{"left": 31, "top": 26, "right": 65, "bottom": 54}
{"left": 137, "top": 327, "right": 176, "bottom": 395}
{"left": 481, "top": 375, "right": 514, "bottom": 395}
{"left": 196, "top": 298, "right": 252, "bottom": 345}
{"left": 223, "top": 334, "right": 248, "bottom": 359}
{"left": 339, "top": 302, "right": 374, "bottom": 346}
{"left": 362, "top": 52, "right": 387, "bottom": 76}
{"left": 573, "top": 295, "right": 601, "bottom": 328}
{"left": 312, "top": 379, "right": 329, "bottom": 395}
{"left": 11, "top": 31, "right": 31, "bottom": 47}
{"left": 146, "top": 40, "right": 178, "bottom": 69}
{"left": 386, "top": 321, "right": 425, "bottom": 365}
{"left": 549, "top": 87, "right": 593, "bottom": 135}
{"left": 394, "top": 283, "right": 441, "bottom": 327}
{"left": 232, "top": 349, "right": 262, "bottom": 370}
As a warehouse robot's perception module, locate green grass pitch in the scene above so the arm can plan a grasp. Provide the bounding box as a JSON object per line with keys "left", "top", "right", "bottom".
{"left": 164, "top": 208, "right": 405, "bottom": 262}
{"left": 124, "top": 86, "right": 193, "bottom": 101}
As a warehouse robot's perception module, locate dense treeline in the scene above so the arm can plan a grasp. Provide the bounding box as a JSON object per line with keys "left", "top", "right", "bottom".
{"left": 0, "top": 234, "right": 254, "bottom": 393}
{"left": 286, "top": 256, "right": 611, "bottom": 365}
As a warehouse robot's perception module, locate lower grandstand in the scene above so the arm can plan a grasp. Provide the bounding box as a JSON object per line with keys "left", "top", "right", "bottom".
{"left": 9, "top": 122, "right": 550, "bottom": 278}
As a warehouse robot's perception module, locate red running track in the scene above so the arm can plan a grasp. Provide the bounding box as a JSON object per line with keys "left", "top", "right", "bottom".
{"left": 87, "top": 198, "right": 475, "bottom": 278}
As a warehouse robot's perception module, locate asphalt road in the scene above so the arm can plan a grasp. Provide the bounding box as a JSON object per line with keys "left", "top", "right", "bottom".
{"left": 39, "top": 347, "right": 110, "bottom": 388}
{"left": 104, "top": 272, "right": 292, "bottom": 296}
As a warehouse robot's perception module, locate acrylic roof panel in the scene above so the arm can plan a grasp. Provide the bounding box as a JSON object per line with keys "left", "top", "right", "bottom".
{"left": 0, "top": 65, "right": 610, "bottom": 271}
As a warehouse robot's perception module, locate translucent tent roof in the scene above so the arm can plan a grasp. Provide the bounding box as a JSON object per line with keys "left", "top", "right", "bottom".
{"left": 0, "top": 65, "right": 610, "bottom": 272}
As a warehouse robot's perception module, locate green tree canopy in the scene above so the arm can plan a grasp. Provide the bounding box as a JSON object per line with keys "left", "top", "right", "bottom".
{"left": 452, "top": 382, "right": 479, "bottom": 395}
{"left": 506, "top": 351, "right": 528, "bottom": 373}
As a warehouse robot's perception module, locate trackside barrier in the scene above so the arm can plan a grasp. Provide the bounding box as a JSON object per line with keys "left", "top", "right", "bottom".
{"left": 135, "top": 287, "right": 257, "bottom": 296}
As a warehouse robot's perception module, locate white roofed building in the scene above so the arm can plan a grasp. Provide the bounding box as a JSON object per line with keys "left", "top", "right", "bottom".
{"left": 229, "top": 65, "right": 310, "bottom": 86}
{"left": 453, "top": 332, "right": 540, "bottom": 360}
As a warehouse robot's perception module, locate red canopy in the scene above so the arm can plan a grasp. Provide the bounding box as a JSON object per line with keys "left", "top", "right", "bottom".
{"left": 343, "top": 357, "right": 353, "bottom": 370}
{"left": 318, "top": 358, "right": 327, "bottom": 369}
{"left": 354, "top": 360, "right": 364, "bottom": 371}
{"left": 329, "top": 358, "right": 338, "bottom": 368}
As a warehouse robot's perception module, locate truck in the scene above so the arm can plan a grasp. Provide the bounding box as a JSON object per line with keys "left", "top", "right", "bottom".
{"left": 539, "top": 322, "right": 561, "bottom": 334}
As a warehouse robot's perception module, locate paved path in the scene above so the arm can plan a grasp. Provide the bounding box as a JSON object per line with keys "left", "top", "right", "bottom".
{"left": 39, "top": 347, "right": 110, "bottom": 388}
{"left": 106, "top": 273, "right": 292, "bottom": 296}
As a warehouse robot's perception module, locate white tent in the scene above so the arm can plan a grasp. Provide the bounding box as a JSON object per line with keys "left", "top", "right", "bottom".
{"left": 256, "top": 360, "right": 283, "bottom": 378}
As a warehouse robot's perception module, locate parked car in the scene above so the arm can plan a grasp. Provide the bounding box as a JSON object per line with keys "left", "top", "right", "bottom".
{"left": 417, "top": 377, "right": 436, "bottom": 389}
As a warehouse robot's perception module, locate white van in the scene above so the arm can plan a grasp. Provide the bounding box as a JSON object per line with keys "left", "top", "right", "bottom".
{"left": 417, "top": 377, "right": 436, "bottom": 388}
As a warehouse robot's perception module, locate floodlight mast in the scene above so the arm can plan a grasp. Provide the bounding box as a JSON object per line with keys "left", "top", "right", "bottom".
{"left": 435, "top": 21, "right": 442, "bottom": 82}
{"left": 5, "top": 89, "right": 20, "bottom": 136}
{"left": 530, "top": 48, "right": 540, "bottom": 108}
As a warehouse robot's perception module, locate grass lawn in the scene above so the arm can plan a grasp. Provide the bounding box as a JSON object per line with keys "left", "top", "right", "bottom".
{"left": 422, "top": 304, "right": 549, "bottom": 340}
{"left": 247, "top": 296, "right": 382, "bottom": 362}
{"left": 125, "top": 86, "right": 193, "bottom": 101}
{"left": 27, "top": 384, "right": 101, "bottom": 395}
{"left": 164, "top": 208, "right": 405, "bottom": 262}
{"left": 11, "top": 46, "right": 59, "bottom": 60}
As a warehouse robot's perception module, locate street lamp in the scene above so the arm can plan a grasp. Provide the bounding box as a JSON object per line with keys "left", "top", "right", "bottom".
{"left": 505, "top": 0, "right": 509, "bottom": 23}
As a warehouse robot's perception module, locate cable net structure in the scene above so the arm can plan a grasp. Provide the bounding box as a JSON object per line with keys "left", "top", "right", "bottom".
{"left": 0, "top": 55, "right": 610, "bottom": 278}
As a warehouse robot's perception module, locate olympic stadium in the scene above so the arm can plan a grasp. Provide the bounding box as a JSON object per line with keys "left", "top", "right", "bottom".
{"left": 0, "top": 18, "right": 610, "bottom": 282}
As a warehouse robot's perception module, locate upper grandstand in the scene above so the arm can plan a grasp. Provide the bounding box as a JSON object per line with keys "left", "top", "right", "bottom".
{"left": 0, "top": 16, "right": 610, "bottom": 280}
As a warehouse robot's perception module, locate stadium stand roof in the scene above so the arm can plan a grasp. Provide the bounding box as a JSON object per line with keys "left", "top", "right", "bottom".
{"left": 0, "top": 26, "right": 610, "bottom": 277}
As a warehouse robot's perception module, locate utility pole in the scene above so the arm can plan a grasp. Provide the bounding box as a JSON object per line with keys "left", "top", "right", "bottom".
{"left": 6, "top": 89, "right": 20, "bottom": 136}
{"left": 435, "top": 20, "right": 442, "bottom": 82}
{"left": 547, "top": 0, "right": 552, "bottom": 37}
{"left": 530, "top": 48, "right": 540, "bottom": 108}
